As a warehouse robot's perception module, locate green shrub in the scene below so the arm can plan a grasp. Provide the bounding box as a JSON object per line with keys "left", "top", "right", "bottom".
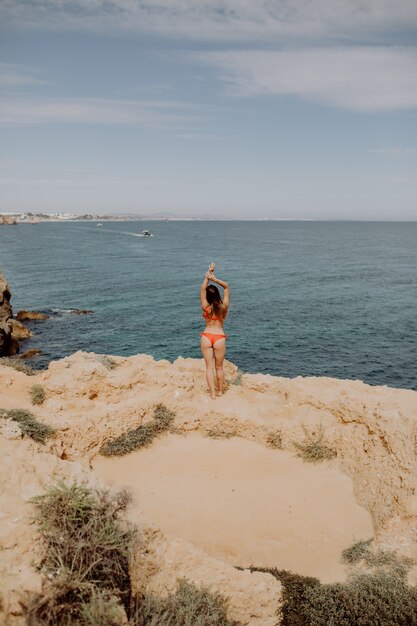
{"left": 152, "top": 403, "right": 175, "bottom": 433}
{"left": 266, "top": 430, "right": 282, "bottom": 449}
{"left": 24, "top": 482, "right": 134, "bottom": 625}
{"left": 133, "top": 579, "right": 240, "bottom": 626}
{"left": 245, "top": 565, "right": 417, "bottom": 626}
{"left": 30, "top": 384, "right": 46, "bottom": 405}
{"left": 0, "top": 408, "right": 55, "bottom": 443}
{"left": 100, "top": 424, "right": 156, "bottom": 456}
{"left": 100, "top": 404, "right": 176, "bottom": 457}
{"left": 303, "top": 572, "right": 417, "bottom": 626}
{"left": 292, "top": 425, "right": 336, "bottom": 463}
{"left": 0, "top": 356, "right": 36, "bottom": 375}
{"left": 341, "top": 539, "right": 414, "bottom": 579}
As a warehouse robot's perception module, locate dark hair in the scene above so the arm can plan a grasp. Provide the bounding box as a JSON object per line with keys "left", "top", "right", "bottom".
{"left": 206, "top": 285, "right": 227, "bottom": 321}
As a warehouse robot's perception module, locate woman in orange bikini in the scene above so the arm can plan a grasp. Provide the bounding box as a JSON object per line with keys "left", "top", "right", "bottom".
{"left": 200, "top": 262, "right": 230, "bottom": 399}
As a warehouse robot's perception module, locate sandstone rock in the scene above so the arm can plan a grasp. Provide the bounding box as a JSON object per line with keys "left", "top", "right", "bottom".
{"left": 20, "top": 348, "right": 43, "bottom": 360}
{"left": 10, "top": 319, "right": 32, "bottom": 340}
{"left": 0, "top": 273, "right": 19, "bottom": 356}
{"left": 16, "top": 310, "right": 49, "bottom": 321}
{"left": 70, "top": 309, "right": 94, "bottom": 315}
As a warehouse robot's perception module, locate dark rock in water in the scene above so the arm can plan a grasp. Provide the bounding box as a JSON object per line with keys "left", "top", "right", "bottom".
{"left": 21, "top": 348, "right": 43, "bottom": 360}
{"left": 71, "top": 309, "right": 94, "bottom": 315}
{"left": 0, "top": 273, "right": 19, "bottom": 356}
{"left": 16, "top": 310, "right": 49, "bottom": 321}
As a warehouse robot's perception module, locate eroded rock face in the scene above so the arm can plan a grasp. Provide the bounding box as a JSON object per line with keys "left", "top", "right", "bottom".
{"left": 1, "top": 352, "right": 417, "bottom": 625}
{"left": 0, "top": 273, "right": 19, "bottom": 356}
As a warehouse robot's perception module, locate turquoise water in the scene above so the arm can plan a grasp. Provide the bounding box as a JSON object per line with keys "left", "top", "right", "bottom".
{"left": 1, "top": 220, "right": 416, "bottom": 390}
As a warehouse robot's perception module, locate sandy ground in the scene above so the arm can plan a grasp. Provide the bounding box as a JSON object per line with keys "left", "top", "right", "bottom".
{"left": 94, "top": 433, "right": 373, "bottom": 583}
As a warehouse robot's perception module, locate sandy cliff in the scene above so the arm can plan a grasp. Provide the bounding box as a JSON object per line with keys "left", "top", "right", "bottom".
{"left": 1, "top": 352, "right": 417, "bottom": 624}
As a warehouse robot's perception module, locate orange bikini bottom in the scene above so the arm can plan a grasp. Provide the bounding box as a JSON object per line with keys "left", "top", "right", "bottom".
{"left": 200, "top": 332, "right": 227, "bottom": 347}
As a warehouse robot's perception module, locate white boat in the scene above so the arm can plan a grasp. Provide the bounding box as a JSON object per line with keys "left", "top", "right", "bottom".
{"left": 96, "top": 223, "right": 103, "bottom": 227}
{"left": 139, "top": 230, "right": 153, "bottom": 236}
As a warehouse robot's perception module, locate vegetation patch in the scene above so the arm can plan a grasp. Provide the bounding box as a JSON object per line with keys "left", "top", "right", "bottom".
{"left": 133, "top": 579, "right": 240, "bottom": 626}
{"left": 24, "top": 482, "right": 134, "bottom": 625}
{"left": 292, "top": 425, "right": 336, "bottom": 463}
{"left": 24, "top": 482, "right": 239, "bottom": 626}
{"left": 246, "top": 545, "right": 417, "bottom": 626}
{"left": 0, "top": 356, "right": 36, "bottom": 375}
{"left": 206, "top": 425, "right": 238, "bottom": 439}
{"left": 342, "top": 539, "right": 414, "bottom": 578}
{"left": 266, "top": 430, "right": 282, "bottom": 449}
{"left": 100, "top": 404, "right": 175, "bottom": 456}
{"left": 227, "top": 369, "right": 243, "bottom": 386}
{"left": 30, "top": 384, "right": 46, "bottom": 405}
{"left": 97, "top": 355, "right": 119, "bottom": 370}
{"left": 0, "top": 408, "right": 55, "bottom": 443}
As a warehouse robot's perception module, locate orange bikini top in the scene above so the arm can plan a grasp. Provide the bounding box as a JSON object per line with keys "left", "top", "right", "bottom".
{"left": 203, "top": 306, "right": 220, "bottom": 322}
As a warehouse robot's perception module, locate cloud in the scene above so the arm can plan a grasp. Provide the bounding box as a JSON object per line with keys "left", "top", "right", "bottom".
{"left": 368, "top": 147, "right": 417, "bottom": 157}
{"left": 0, "top": 95, "right": 200, "bottom": 127}
{"left": 0, "top": 62, "right": 46, "bottom": 87}
{"left": 194, "top": 46, "right": 417, "bottom": 111}
{"left": 1, "top": 1, "right": 417, "bottom": 42}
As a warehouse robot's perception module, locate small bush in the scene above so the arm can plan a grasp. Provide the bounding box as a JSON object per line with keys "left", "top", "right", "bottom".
{"left": 206, "top": 427, "right": 238, "bottom": 439}
{"left": 0, "top": 356, "right": 36, "bottom": 375}
{"left": 100, "top": 404, "right": 176, "bottom": 456}
{"left": 341, "top": 538, "right": 372, "bottom": 564}
{"left": 228, "top": 369, "right": 243, "bottom": 386}
{"left": 0, "top": 407, "right": 55, "bottom": 443}
{"left": 97, "top": 355, "right": 119, "bottom": 370}
{"left": 303, "top": 572, "right": 417, "bottom": 626}
{"left": 152, "top": 403, "right": 175, "bottom": 433}
{"left": 100, "top": 424, "right": 155, "bottom": 456}
{"left": 246, "top": 564, "right": 417, "bottom": 626}
{"left": 292, "top": 425, "right": 336, "bottom": 463}
{"left": 266, "top": 430, "right": 282, "bottom": 449}
{"left": 24, "top": 482, "right": 134, "bottom": 625}
{"left": 133, "top": 579, "right": 240, "bottom": 626}
{"left": 30, "top": 384, "right": 46, "bottom": 405}
{"left": 342, "top": 539, "right": 414, "bottom": 579}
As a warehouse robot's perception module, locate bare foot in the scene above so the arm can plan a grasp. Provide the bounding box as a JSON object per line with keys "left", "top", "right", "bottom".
{"left": 210, "top": 392, "right": 216, "bottom": 400}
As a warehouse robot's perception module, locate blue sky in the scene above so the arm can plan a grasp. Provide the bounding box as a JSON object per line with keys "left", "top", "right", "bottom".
{"left": 0, "top": 1, "right": 416, "bottom": 219}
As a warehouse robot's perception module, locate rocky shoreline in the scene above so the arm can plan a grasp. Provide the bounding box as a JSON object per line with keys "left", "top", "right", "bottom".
{"left": 1, "top": 273, "right": 417, "bottom": 625}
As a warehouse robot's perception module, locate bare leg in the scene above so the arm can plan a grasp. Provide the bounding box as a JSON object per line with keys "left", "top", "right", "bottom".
{"left": 201, "top": 336, "right": 216, "bottom": 399}
{"left": 213, "top": 338, "right": 226, "bottom": 395}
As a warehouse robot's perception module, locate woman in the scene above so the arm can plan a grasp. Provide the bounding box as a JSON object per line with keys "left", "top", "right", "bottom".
{"left": 200, "top": 262, "right": 230, "bottom": 399}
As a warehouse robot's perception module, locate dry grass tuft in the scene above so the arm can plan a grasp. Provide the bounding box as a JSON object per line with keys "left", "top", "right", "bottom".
{"left": 30, "top": 384, "right": 46, "bottom": 405}
{"left": 0, "top": 407, "right": 55, "bottom": 443}
{"left": 292, "top": 425, "right": 336, "bottom": 463}
{"left": 133, "top": 579, "right": 240, "bottom": 626}
{"left": 0, "top": 356, "right": 36, "bottom": 375}
{"left": 100, "top": 404, "right": 176, "bottom": 456}
{"left": 342, "top": 539, "right": 414, "bottom": 578}
{"left": 206, "top": 426, "right": 238, "bottom": 439}
{"left": 227, "top": 369, "right": 243, "bottom": 386}
{"left": 97, "top": 355, "right": 119, "bottom": 370}
{"left": 24, "top": 482, "right": 134, "bottom": 625}
{"left": 266, "top": 430, "right": 282, "bottom": 449}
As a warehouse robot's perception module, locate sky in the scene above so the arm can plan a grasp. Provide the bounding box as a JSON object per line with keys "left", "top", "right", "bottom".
{"left": 0, "top": 0, "right": 417, "bottom": 219}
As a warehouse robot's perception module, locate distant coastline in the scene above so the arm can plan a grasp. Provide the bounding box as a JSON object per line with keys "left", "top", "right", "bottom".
{"left": 1, "top": 212, "right": 416, "bottom": 224}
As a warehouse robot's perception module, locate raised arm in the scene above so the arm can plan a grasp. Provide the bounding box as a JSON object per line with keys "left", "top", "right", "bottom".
{"left": 208, "top": 273, "right": 230, "bottom": 308}
{"left": 200, "top": 273, "right": 210, "bottom": 310}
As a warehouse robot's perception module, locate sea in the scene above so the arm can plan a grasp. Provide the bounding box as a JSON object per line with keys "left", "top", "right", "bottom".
{"left": 1, "top": 220, "right": 416, "bottom": 391}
